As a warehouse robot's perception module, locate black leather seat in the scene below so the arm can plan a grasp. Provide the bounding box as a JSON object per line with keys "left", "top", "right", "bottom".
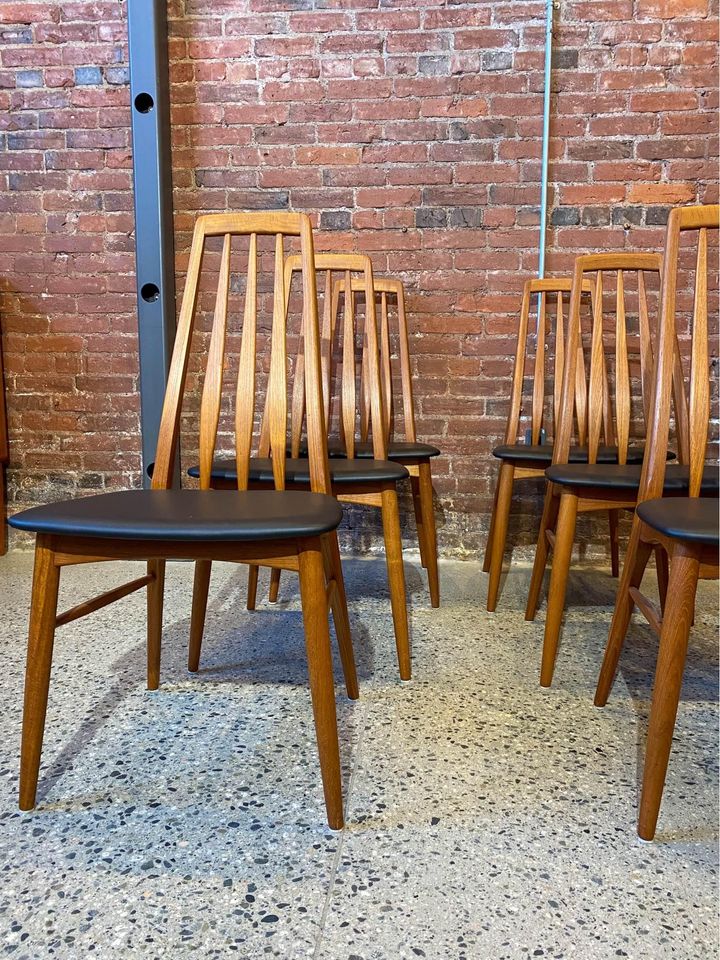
{"left": 546, "top": 462, "right": 719, "bottom": 495}
{"left": 637, "top": 497, "right": 719, "bottom": 546}
{"left": 293, "top": 440, "right": 441, "bottom": 460}
{"left": 188, "top": 457, "right": 409, "bottom": 486}
{"left": 8, "top": 489, "right": 343, "bottom": 541}
{"left": 493, "top": 443, "right": 649, "bottom": 465}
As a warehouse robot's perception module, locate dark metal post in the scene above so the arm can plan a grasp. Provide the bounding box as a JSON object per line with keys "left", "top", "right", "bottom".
{"left": 127, "top": 0, "right": 178, "bottom": 486}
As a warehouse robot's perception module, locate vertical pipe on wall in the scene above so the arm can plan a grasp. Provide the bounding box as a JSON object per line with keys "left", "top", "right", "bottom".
{"left": 127, "top": 0, "right": 178, "bottom": 486}
{"left": 537, "top": 0, "right": 555, "bottom": 280}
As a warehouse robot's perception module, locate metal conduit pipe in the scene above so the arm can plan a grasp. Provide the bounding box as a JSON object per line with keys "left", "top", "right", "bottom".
{"left": 538, "top": 0, "right": 555, "bottom": 281}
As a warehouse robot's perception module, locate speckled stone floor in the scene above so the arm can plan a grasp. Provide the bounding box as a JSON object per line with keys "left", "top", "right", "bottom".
{"left": 0, "top": 551, "right": 717, "bottom": 959}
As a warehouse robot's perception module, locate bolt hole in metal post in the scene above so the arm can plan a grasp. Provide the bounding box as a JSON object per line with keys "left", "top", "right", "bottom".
{"left": 134, "top": 91, "right": 154, "bottom": 113}
{"left": 140, "top": 282, "right": 160, "bottom": 303}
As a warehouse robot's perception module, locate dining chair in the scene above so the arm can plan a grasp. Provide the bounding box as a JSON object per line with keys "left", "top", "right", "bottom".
{"left": 524, "top": 253, "right": 665, "bottom": 685}
{"left": 188, "top": 253, "right": 413, "bottom": 681}
{"left": 283, "top": 274, "right": 442, "bottom": 606}
{"left": 593, "top": 204, "right": 719, "bottom": 840}
{"left": 9, "top": 212, "right": 358, "bottom": 830}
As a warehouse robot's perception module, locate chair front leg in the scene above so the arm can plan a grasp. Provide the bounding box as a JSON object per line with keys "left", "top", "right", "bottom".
{"left": 298, "top": 539, "right": 345, "bottom": 830}
{"left": 638, "top": 544, "right": 699, "bottom": 841}
{"left": 380, "top": 484, "right": 411, "bottom": 681}
{"left": 322, "top": 532, "right": 359, "bottom": 701}
{"left": 539, "top": 490, "right": 578, "bottom": 687}
{"left": 594, "top": 522, "right": 653, "bottom": 706}
{"left": 409, "top": 474, "right": 428, "bottom": 570}
{"left": 187, "top": 560, "right": 211, "bottom": 673}
{"left": 525, "top": 483, "right": 560, "bottom": 621}
{"left": 486, "top": 461, "right": 514, "bottom": 612}
{"left": 246, "top": 564, "right": 259, "bottom": 611}
{"left": 19, "top": 536, "right": 61, "bottom": 810}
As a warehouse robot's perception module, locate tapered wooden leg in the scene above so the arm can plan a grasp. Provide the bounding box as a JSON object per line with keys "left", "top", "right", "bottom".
{"left": 410, "top": 475, "right": 428, "bottom": 569}
{"left": 146, "top": 559, "right": 165, "bottom": 689}
{"left": 418, "top": 461, "right": 440, "bottom": 608}
{"left": 323, "top": 533, "right": 359, "bottom": 700}
{"left": 608, "top": 509, "right": 620, "bottom": 578}
{"left": 380, "top": 485, "right": 411, "bottom": 681}
{"left": 268, "top": 568, "right": 281, "bottom": 603}
{"left": 188, "top": 560, "right": 211, "bottom": 673}
{"left": 525, "top": 484, "right": 560, "bottom": 621}
{"left": 246, "top": 564, "right": 259, "bottom": 611}
{"left": 486, "top": 461, "right": 514, "bottom": 612}
{"left": 19, "top": 537, "right": 60, "bottom": 810}
{"left": 482, "top": 466, "right": 501, "bottom": 573}
{"left": 594, "top": 522, "right": 653, "bottom": 706}
{"left": 638, "top": 546, "right": 699, "bottom": 840}
{"left": 298, "top": 540, "right": 344, "bottom": 830}
{"left": 539, "top": 490, "right": 578, "bottom": 687}
{"left": 655, "top": 545, "right": 669, "bottom": 616}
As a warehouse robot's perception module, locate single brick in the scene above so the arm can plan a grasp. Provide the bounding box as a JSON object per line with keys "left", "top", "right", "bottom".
{"left": 611, "top": 207, "right": 644, "bottom": 225}
{"left": 581, "top": 207, "right": 612, "bottom": 226}
{"left": 320, "top": 210, "right": 351, "bottom": 230}
{"left": 645, "top": 206, "right": 670, "bottom": 225}
{"left": 552, "top": 49, "right": 579, "bottom": 69}
{"left": 16, "top": 70, "right": 43, "bottom": 88}
{"left": 450, "top": 207, "right": 483, "bottom": 228}
{"left": 482, "top": 51, "right": 513, "bottom": 71}
{"left": 419, "top": 55, "right": 450, "bottom": 76}
{"left": 550, "top": 207, "right": 580, "bottom": 226}
{"left": 75, "top": 66, "right": 103, "bottom": 86}
{"left": 105, "top": 67, "right": 129, "bottom": 85}
{"left": 416, "top": 208, "right": 448, "bottom": 228}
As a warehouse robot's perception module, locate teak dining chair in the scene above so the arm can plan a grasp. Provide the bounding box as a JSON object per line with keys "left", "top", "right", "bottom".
{"left": 188, "top": 253, "right": 413, "bottom": 681}
{"left": 593, "top": 204, "right": 720, "bottom": 840}
{"left": 9, "top": 212, "right": 358, "bottom": 830}
{"left": 335, "top": 276, "right": 442, "bottom": 607}
{"left": 484, "top": 277, "right": 597, "bottom": 611}
{"left": 524, "top": 253, "right": 664, "bottom": 686}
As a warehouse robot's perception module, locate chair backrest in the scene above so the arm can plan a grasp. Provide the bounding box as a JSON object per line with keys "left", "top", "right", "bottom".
{"left": 335, "top": 276, "right": 415, "bottom": 447}
{"left": 638, "top": 204, "right": 720, "bottom": 503}
{"left": 553, "top": 253, "right": 664, "bottom": 467}
{"left": 282, "top": 253, "right": 388, "bottom": 461}
{"left": 151, "top": 212, "right": 331, "bottom": 495}
{"left": 500, "top": 277, "right": 596, "bottom": 448}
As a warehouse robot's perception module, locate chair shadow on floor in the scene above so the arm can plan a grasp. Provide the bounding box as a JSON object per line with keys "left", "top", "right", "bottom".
{"left": 32, "top": 559, "right": 396, "bottom": 809}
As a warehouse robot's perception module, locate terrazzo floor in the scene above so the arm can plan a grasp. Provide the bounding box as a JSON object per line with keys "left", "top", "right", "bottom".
{"left": 0, "top": 550, "right": 717, "bottom": 959}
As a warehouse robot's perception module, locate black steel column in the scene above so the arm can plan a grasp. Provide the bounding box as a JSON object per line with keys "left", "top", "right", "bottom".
{"left": 127, "top": 0, "right": 178, "bottom": 486}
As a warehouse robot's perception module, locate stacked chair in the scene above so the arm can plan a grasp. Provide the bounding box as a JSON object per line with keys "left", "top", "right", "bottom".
{"left": 9, "top": 213, "right": 360, "bottom": 829}
{"left": 594, "top": 205, "right": 719, "bottom": 840}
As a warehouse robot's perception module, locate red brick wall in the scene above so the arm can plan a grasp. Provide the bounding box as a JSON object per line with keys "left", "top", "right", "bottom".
{"left": 1, "top": 0, "right": 718, "bottom": 554}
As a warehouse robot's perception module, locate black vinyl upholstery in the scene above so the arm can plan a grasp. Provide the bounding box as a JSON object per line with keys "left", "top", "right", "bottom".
{"left": 322, "top": 440, "right": 441, "bottom": 460}
{"left": 8, "top": 489, "right": 343, "bottom": 541}
{"left": 188, "top": 457, "right": 409, "bottom": 485}
{"left": 637, "top": 497, "right": 719, "bottom": 546}
{"left": 545, "top": 462, "right": 720, "bottom": 495}
{"left": 493, "top": 443, "right": 649, "bottom": 466}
